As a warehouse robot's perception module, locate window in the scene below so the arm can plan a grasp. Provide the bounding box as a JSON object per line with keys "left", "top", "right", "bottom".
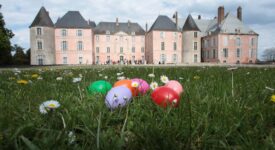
{"left": 194, "top": 42, "right": 197, "bottom": 50}
{"left": 160, "top": 32, "right": 165, "bottom": 39}
{"left": 120, "top": 47, "right": 123, "bottom": 53}
{"left": 213, "top": 49, "right": 216, "bottom": 59}
{"left": 37, "top": 55, "right": 44, "bottom": 65}
{"left": 249, "top": 49, "right": 254, "bottom": 58}
{"left": 63, "top": 57, "right": 67, "bottom": 64}
{"left": 223, "top": 36, "right": 228, "bottom": 46}
{"left": 96, "top": 47, "right": 99, "bottom": 53}
{"left": 223, "top": 48, "right": 228, "bottom": 57}
{"left": 107, "top": 47, "right": 110, "bottom": 53}
{"left": 251, "top": 38, "right": 255, "bottom": 46}
{"left": 194, "top": 32, "right": 197, "bottom": 38}
{"left": 106, "top": 35, "right": 110, "bottom": 42}
{"left": 79, "top": 57, "right": 83, "bottom": 64}
{"left": 77, "top": 30, "right": 82, "bottom": 36}
{"left": 194, "top": 54, "right": 198, "bottom": 63}
{"left": 37, "top": 40, "right": 43, "bottom": 50}
{"left": 141, "top": 47, "right": 145, "bottom": 53}
{"left": 161, "top": 42, "right": 165, "bottom": 50}
{"left": 37, "top": 28, "right": 42, "bottom": 35}
{"left": 106, "top": 30, "right": 110, "bottom": 35}
{"left": 132, "top": 56, "right": 135, "bottom": 63}
{"left": 61, "top": 41, "right": 67, "bottom": 51}
{"left": 96, "top": 35, "right": 99, "bottom": 41}
{"left": 173, "top": 54, "right": 177, "bottom": 63}
{"left": 204, "top": 40, "right": 208, "bottom": 48}
{"left": 174, "top": 32, "right": 178, "bottom": 40}
{"left": 236, "top": 48, "right": 241, "bottom": 58}
{"left": 160, "top": 54, "right": 166, "bottom": 63}
{"left": 77, "top": 41, "right": 83, "bottom": 51}
{"left": 61, "top": 29, "right": 67, "bottom": 37}
{"left": 173, "top": 42, "right": 177, "bottom": 51}
{"left": 236, "top": 37, "right": 241, "bottom": 46}
{"left": 96, "top": 56, "right": 99, "bottom": 64}
{"left": 132, "top": 47, "right": 135, "bottom": 53}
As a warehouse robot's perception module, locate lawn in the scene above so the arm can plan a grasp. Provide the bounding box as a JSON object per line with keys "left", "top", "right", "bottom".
{"left": 0, "top": 66, "right": 274, "bottom": 149}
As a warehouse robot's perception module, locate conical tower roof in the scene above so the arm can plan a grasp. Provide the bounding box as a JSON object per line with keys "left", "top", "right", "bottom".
{"left": 182, "top": 14, "right": 200, "bottom": 31}
{"left": 30, "top": 7, "right": 54, "bottom": 28}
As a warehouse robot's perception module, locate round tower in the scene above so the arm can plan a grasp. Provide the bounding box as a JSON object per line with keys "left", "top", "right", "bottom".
{"left": 30, "top": 7, "right": 55, "bottom": 65}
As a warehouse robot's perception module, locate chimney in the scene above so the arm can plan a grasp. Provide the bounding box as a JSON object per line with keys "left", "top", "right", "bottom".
{"left": 237, "top": 6, "right": 242, "bottom": 21}
{"left": 145, "top": 23, "right": 148, "bottom": 32}
{"left": 116, "top": 17, "right": 119, "bottom": 26}
{"left": 198, "top": 15, "right": 201, "bottom": 20}
{"left": 218, "top": 6, "right": 225, "bottom": 25}
{"left": 175, "top": 11, "right": 178, "bottom": 28}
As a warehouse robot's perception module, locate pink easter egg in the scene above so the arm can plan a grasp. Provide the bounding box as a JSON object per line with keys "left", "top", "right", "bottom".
{"left": 165, "top": 80, "right": 183, "bottom": 95}
{"left": 132, "top": 78, "right": 150, "bottom": 95}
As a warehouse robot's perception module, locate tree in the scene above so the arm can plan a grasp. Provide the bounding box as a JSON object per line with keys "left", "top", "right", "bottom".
{"left": 13, "top": 44, "right": 28, "bottom": 65}
{"left": 262, "top": 48, "right": 275, "bottom": 62}
{"left": 25, "top": 48, "right": 30, "bottom": 65}
{"left": 0, "top": 4, "right": 14, "bottom": 65}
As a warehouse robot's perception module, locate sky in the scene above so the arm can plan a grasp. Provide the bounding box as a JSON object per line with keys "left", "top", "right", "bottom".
{"left": 1, "top": 0, "right": 275, "bottom": 59}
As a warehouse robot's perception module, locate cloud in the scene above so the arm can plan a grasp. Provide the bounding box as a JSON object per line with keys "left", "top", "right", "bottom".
{"left": 1, "top": 0, "right": 275, "bottom": 59}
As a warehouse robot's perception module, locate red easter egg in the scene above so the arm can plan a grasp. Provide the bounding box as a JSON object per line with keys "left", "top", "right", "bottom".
{"left": 165, "top": 80, "right": 184, "bottom": 95}
{"left": 151, "top": 86, "right": 180, "bottom": 107}
{"left": 114, "top": 79, "right": 138, "bottom": 96}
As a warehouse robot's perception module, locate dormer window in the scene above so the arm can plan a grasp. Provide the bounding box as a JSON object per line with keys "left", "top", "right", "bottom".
{"left": 106, "top": 30, "right": 110, "bottom": 35}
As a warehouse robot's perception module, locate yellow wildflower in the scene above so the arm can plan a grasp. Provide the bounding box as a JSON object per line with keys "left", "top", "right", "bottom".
{"left": 31, "top": 74, "right": 39, "bottom": 78}
{"left": 17, "top": 80, "right": 28, "bottom": 85}
{"left": 194, "top": 75, "right": 200, "bottom": 80}
{"left": 271, "top": 95, "right": 275, "bottom": 103}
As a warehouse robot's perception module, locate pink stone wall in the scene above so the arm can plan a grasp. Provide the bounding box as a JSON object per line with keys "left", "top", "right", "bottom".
{"left": 55, "top": 29, "right": 93, "bottom": 65}
{"left": 202, "top": 34, "right": 258, "bottom": 64}
{"left": 146, "top": 31, "right": 182, "bottom": 64}
{"left": 94, "top": 33, "right": 145, "bottom": 64}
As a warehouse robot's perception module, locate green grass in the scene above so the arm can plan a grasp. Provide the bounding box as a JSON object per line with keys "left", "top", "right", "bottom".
{"left": 0, "top": 66, "right": 274, "bottom": 149}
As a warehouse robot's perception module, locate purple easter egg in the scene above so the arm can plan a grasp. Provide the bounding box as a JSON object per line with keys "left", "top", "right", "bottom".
{"left": 105, "top": 86, "right": 132, "bottom": 110}
{"left": 132, "top": 78, "right": 150, "bottom": 95}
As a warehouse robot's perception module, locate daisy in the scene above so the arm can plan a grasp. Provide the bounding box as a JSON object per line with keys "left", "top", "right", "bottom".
{"left": 150, "top": 82, "right": 158, "bottom": 90}
{"left": 131, "top": 81, "right": 139, "bottom": 88}
{"left": 104, "top": 76, "right": 108, "bottom": 79}
{"left": 68, "top": 131, "right": 76, "bottom": 144}
{"left": 99, "top": 74, "right": 103, "bottom": 77}
{"left": 56, "top": 77, "right": 63, "bottom": 81}
{"left": 72, "top": 77, "right": 82, "bottom": 83}
{"left": 17, "top": 80, "right": 28, "bottom": 85}
{"left": 148, "top": 73, "right": 155, "bottom": 78}
{"left": 79, "top": 74, "right": 83, "bottom": 78}
{"left": 160, "top": 75, "right": 169, "bottom": 84}
{"left": 37, "top": 76, "right": 43, "bottom": 80}
{"left": 39, "top": 100, "right": 60, "bottom": 114}
{"left": 117, "top": 76, "right": 125, "bottom": 80}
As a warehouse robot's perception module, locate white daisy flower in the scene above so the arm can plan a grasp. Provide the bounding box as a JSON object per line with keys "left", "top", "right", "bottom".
{"left": 72, "top": 77, "right": 82, "bottom": 83}
{"left": 179, "top": 77, "right": 184, "bottom": 80}
{"left": 39, "top": 100, "right": 60, "bottom": 114}
{"left": 104, "top": 76, "right": 108, "bottom": 79}
{"left": 99, "top": 74, "right": 103, "bottom": 77}
{"left": 160, "top": 75, "right": 169, "bottom": 84}
{"left": 37, "top": 76, "right": 43, "bottom": 80}
{"left": 117, "top": 76, "right": 125, "bottom": 80}
{"left": 148, "top": 73, "right": 155, "bottom": 78}
{"left": 79, "top": 74, "right": 83, "bottom": 78}
{"left": 68, "top": 131, "right": 76, "bottom": 144}
{"left": 150, "top": 82, "right": 158, "bottom": 90}
{"left": 56, "top": 77, "right": 63, "bottom": 81}
{"left": 131, "top": 81, "right": 139, "bottom": 88}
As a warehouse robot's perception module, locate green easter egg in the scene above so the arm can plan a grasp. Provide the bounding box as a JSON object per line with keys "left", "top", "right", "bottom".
{"left": 88, "top": 80, "right": 112, "bottom": 95}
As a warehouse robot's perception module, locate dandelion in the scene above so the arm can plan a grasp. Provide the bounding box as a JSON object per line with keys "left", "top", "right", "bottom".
{"left": 160, "top": 75, "right": 169, "bottom": 84}
{"left": 193, "top": 75, "right": 200, "bottom": 80}
{"left": 271, "top": 95, "right": 275, "bottom": 103}
{"left": 117, "top": 76, "right": 125, "bottom": 80}
{"left": 131, "top": 81, "right": 139, "bottom": 88}
{"left": 39, "top": 100, "right": 60, "bottom": 114}
{"left": 150, "top": 82, "right": 158, "bottom": 90}
{"left": 56, "top": 77, "right": 63, "bottom": 81}
{"left": 31, "top": 74, "right": 39, "bottom": 78}
{"left": 104, "top": 76, "right": 108, "bottom": 79}
{"left": 17, "top": 80, "right": 28, "bottom": 85}
{"left": 72, "top": 77, "right": 82, "bottom": 83}
{"left": 148, "top": 73, "right": 155, "bottom": 78}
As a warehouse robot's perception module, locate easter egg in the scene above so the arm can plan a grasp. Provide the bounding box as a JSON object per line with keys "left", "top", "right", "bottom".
{"left": 88, "top": 80, "right": 112, "bottom": 95}
{"left": 151, "top": 86, "right": 180, "bottom": 108}
{"left": 132, "top": 78, "right": 150, "bottom": 95}
{"left": 114, "top": 79, "right": 138, "bottom": 96}
{"left": 165, "top": 80, "right": 183, "bottom": 95}
{"left": 105, "top": 86, "right": 132, "bottom": 109}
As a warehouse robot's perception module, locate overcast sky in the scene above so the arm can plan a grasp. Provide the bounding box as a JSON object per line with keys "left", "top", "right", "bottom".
{"left": 1, "top": 0, "right": 275, "bottom": 59}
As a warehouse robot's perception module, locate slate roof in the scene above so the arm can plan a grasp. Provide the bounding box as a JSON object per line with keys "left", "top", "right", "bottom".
{"left": 55, "top": 11, "right": 91, "bottom": 28}
{"left": 94, "top": 22, "right": 145, "bottom": 35}
{"left": 30, "top": 7, "right": 54, "bottom": 28}
{"left": 149, "top": 15, "right": 179, "bottom": 32}
{"left": 182, "top": 15, "right": 200, "bottom": 31}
